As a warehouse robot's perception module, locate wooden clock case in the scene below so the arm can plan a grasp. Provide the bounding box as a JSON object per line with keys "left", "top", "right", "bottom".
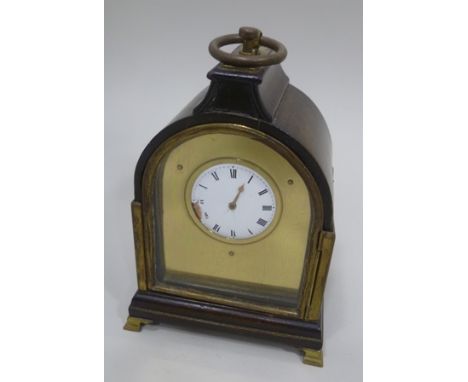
{"left": 125, "top": 33, "right": 335, "bottom": 367}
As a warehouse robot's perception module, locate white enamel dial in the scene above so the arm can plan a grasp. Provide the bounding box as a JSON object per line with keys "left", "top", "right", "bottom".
{"left": 190, "top": 163, "right": 277, "bottom": 240}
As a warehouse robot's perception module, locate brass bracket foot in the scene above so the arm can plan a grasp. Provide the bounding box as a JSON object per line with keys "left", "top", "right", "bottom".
{"left": 123, "top": 316, "right": 154, "bottom": 332}
{"left": 302, "top": 348, "right": 323, "bottom": 367}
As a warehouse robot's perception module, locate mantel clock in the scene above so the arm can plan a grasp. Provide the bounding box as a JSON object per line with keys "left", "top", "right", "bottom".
{"left": 124, "top": 27, "right": 335, "bottom": 367}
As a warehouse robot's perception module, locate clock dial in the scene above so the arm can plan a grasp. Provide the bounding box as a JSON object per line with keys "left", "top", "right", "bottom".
{"left": 190, "top": 163, "right": 277, "bottom": 240}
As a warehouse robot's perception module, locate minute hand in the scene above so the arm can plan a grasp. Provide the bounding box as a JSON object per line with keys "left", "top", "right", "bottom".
{"left": 228, "top": 184, "right": 245, "bottom": 210}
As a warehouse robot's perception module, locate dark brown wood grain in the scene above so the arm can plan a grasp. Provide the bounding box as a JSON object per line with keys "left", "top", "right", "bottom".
{"left": 128, "top": 290, "right": 323, "bottom": 350}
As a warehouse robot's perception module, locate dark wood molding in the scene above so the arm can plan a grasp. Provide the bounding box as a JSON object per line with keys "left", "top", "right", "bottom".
{"left": 128, "top": 290, "right": 323, "bottom": 350}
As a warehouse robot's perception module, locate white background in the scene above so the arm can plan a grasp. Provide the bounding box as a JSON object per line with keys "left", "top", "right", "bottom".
{"left": 105, "top": 0, "right": 362, "bottom": 381}
{"left": 1, "top": 1, "right": 467, "bottom": 382}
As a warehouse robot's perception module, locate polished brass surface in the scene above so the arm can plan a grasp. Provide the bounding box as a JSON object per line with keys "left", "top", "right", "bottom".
{"left": 131, "top": 201, "right": 147, "bottom": 290}
{"left": 303, "top": 348, "right": 323, "bottom": 367}
{"left": 184, "top": 157, "right": 283, "bottom": 245}
{"left": 123, "top": 316, "right": 154, "bottom": 332}
{"left": 307, "top": 231, "right": 336, "bottom": 320}
{"left": 209, "top": 27, "right": 287, "bottom": 67}
{"left": 159, "top": 270, "right": 297, "bottom": 309}
{"left": 163, "top": 136, "right": 301, "bottom": 287}
{"left": 298, "top": 231, "right": 321, "bottom": 316}
{"left": 140, "top": 123, "right": 325, "bottom": 317}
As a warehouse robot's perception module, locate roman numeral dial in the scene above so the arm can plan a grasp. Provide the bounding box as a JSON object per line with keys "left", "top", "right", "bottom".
{"left": 190, "top": 162, "right": 278, "bottom": 240}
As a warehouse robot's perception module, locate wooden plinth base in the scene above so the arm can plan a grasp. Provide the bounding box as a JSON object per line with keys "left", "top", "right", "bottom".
{"left": 126, "top": 290, "right": 325, "bottom": 366}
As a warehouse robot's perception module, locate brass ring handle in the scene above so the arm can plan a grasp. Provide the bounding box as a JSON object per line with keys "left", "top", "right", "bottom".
{"left": 209, "top": 27, "right": 287, "bottom": 68}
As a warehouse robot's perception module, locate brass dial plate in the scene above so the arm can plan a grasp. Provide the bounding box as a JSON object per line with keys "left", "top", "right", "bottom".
{"left": 141, "top": 124, "right": 324, "bottom": 317}
{"left": 185, "top": 158, "right": 283, "bottom": 244}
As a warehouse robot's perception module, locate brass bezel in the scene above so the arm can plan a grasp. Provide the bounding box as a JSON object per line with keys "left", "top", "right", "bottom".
{"left": 184, "top": 157, "right": 283, "bottom": 245}
{"left": 140, "top": 123, "right": 325, "bottom": 318}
